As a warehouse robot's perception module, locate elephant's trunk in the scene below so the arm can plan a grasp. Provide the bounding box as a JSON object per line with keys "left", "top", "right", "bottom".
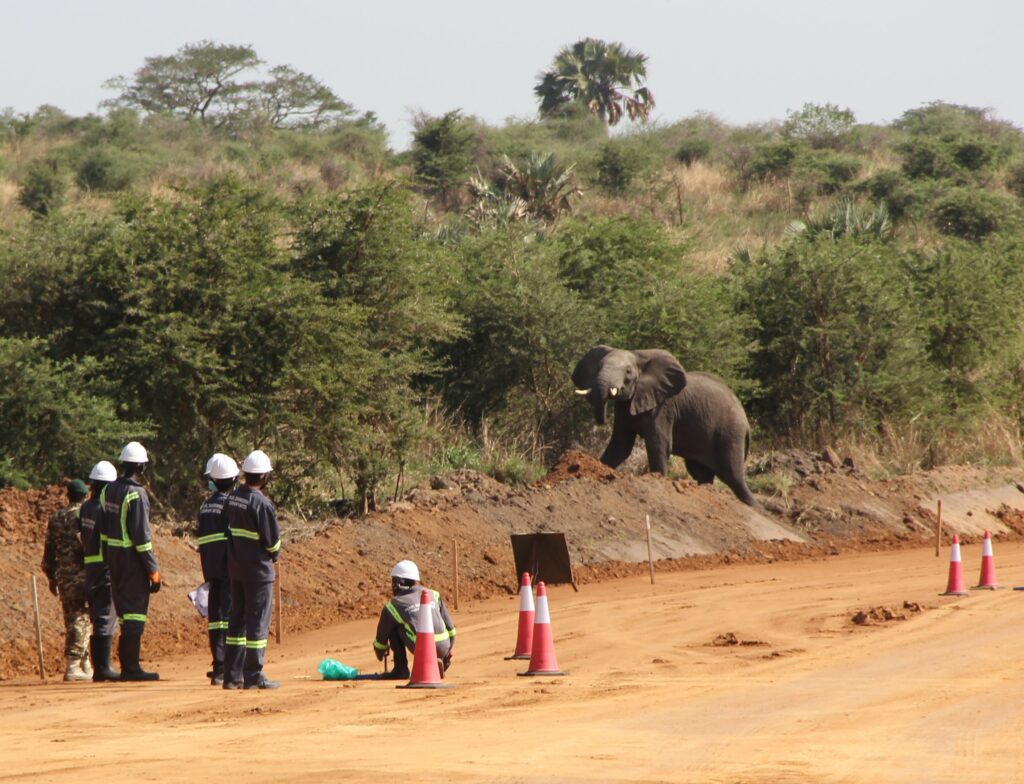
{"left": 587, "top": 374, "right": 620, "bottom": 426}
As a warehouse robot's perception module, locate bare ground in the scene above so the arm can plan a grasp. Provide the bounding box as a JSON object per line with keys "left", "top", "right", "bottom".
{"left": 3, "top": 448, "right": 1024, "bottom": 682}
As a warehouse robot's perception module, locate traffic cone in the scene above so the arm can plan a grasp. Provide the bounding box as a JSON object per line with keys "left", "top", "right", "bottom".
{"left": 941, "top": 534, "right": 969, "bottom": 596}
{"left": 504, "top": 572, "right": 534, "bottom": 660}
{"left": 398, "top": 589, "right": 453, "bottom": 689}
{"left": 518, "top": 581, "right": 567, "bottom": 677}
{"left": 973, "top": 530, "right": 1000, "bottom": 589}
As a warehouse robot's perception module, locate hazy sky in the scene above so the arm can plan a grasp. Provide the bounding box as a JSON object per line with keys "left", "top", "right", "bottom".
{"left": 4, "top": 0, "right": 1021, "bottom": 149}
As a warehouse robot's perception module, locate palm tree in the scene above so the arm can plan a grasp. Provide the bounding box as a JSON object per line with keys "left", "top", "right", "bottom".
{"left": 534, "top": 38, "right": 655, "bottom": 126}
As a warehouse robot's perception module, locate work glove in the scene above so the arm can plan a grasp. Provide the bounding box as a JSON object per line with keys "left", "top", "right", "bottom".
{"left": 374, "top": 646, "right": 386, "bottom": 662}
{"left": 48, "top": 579, "right": 58, "bottom": 597}
{"left": 442, "top": 650, "right": 453, "bottom": 671}
{"left": 148, "top": 571, "right": 161, "bottom": 594}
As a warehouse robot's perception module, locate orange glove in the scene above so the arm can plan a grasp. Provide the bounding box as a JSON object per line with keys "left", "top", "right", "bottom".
{"left": 149, "top": 571, "right": 161, "bottom": 594}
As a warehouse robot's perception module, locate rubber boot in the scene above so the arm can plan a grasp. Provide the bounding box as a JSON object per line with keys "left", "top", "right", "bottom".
{"left": 210, "top": 663, "right": 224, "bottom": 686}
{"left": 80, "top": 649, "right": 93, "bottom": 677}
{"left": 63, "top": 657, "right": 91, "bottom": 682}
{"left": 118, "top": 635, "right": 159, "bottom": 682}
{"left": 92, "top": 634, "right": 120, "bottom": 682}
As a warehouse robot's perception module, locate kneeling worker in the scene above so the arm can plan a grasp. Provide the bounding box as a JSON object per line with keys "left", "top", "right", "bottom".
{"left": 373, "top": 560, "right": 456, "bottom": 680}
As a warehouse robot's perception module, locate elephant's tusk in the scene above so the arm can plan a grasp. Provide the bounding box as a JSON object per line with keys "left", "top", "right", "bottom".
{"left": 574, "top": 388, "right": 591, "bottom": 396}
{"left": 610, "top": 387, "right": 619, "bottom": 397}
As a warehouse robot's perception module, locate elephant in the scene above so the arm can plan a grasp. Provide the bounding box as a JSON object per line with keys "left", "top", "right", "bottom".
{"left": 571, "top": 345, "right": 758, "bottom": 506}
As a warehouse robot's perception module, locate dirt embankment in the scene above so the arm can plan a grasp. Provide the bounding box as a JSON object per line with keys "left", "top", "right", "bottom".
{"left": 2, "top": 448, "right": 1023, "bottom": 680}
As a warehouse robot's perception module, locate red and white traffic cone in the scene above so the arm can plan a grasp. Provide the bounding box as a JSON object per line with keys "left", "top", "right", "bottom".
{"left": 398, "top": 589, "right": 452, "bottom": 689}
{"left": 973, "top": 530, "right": 999, "bottom": 590}
{"left": 941, "top": 534, "right": 969, "bottom": 596}
{"left": 518, "top": 581, "right": 567, "bottom": 677}
{"left": 505, "top": 572, "right": 534, "bottom": 660}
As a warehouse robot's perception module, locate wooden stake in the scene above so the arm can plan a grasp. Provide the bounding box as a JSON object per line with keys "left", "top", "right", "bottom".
{"left": 452, "top": 539, "right": 460, "bottom": 611}
{"left": 274, "top": 562, "right": 283, "bottom": 644}
{"left": 935, "top": 499, "right": 943, "bottom": 557}
{"left": 31, "top": 575, "right": 45, "bottom": 680}
{"left": 646, "top": 514, "right": 656, "bottom": 585}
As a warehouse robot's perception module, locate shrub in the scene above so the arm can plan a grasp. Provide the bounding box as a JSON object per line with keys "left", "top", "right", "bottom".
{"left": 856, "top": 170, "right": 920, "bottom": 220}
{"left": 18, "top": 158, "right": 67, "bottom": 216}
{"left": 593, "top": 140, "right": 642, "bottom": 195}
{"left": 782, "top": 102, "right": 855, "bottom": 149}
{"left": 675, "top": 135, "right": 711, "bottom": 166}
{"left": 931, "top": 188, "right": 1011, "bottom": 240}
{"left": 746, "top": 140, "right": 799, "bottom": 181}
{"left": 1005, "top": 161, "right": 1024, "bottom": 199}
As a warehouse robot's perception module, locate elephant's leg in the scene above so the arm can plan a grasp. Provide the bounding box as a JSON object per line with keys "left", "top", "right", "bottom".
{"left": 599, "top": 415, "right": 637, "bottom": 469}
{"left": 644, "top": 435, "right": 671, "bottom": 475}
{"left": 684, "top": 459, "right": 715, "bottom": 485}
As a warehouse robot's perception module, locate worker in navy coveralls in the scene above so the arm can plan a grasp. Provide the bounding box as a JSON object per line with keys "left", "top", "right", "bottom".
{"left": 223, "top": 450, "right": 281, "bottom": 690}
{"left": 197, "top": 453, "right": 238, "bottom": 685}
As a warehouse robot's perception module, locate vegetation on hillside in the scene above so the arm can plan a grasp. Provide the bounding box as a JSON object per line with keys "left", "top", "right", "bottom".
{"left": 3, "top": 39, "right": 1024, "bottom": 515}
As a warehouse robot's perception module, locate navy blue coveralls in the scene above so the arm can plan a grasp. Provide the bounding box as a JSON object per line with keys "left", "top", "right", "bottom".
{"left": 223, "top": 485, "right": 281, "bottom": 686}
{"left": 197, "top": 491, "right": 231, "bottom": 672}
{"left": 78, "top": 496, "right": 117, "bottom": 636}
{"left": 100, "top": 476, "right": 158, "bottom": 638}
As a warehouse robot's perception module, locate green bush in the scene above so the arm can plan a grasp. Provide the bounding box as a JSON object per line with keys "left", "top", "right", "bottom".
{"left": 734, "top": 236, "right": 935, "bottom": 440}
{"left": 592, "top": 140, "right": 643, "bottom": 195}
{"left": 675, "top": 135, "right": 712, "bottom": 166}
{"left": 746, "top": 140, "right": 799, "bottom": 181}
{"left": 18, "top": 158, "right": 67, "bottom": 216}
{"left": 856, "top": 170, "right": 920, "bottom": 219}
{"left": 1005, "top": 161, "right": 1024, "bottom": 199}
{"left": 931, "top": 188, "right": 1011, "bottom": 240}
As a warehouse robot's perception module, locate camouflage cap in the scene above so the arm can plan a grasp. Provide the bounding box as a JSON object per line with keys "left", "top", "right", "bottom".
{"left": 67, "top": 479, "right": 88, "bottom": 496}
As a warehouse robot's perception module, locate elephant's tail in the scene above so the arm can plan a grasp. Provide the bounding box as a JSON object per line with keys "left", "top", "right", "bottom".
{"left": 744, "top": 430, "right": 750, "bottom": 461}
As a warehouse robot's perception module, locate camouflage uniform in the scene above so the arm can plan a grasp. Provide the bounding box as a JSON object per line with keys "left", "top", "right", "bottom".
{"left": 41, "top": 503, "right": 90, "bottom": 659}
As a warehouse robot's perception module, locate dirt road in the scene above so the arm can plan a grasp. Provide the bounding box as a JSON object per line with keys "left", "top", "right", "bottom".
{"left": 6, "top": 543, "right": 1024, "bottom": 783}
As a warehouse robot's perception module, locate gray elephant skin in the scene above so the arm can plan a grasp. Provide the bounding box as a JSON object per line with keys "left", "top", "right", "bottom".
{"left": 572, "top": 345, "right": 758, "bottom": 506}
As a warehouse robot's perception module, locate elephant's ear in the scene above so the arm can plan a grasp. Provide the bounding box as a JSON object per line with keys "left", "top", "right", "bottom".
{"left": 631, "top": 350, "right": 687, "bottom": 415}
{"left": 572, "top": 345, "right": 614, "bottom": 390}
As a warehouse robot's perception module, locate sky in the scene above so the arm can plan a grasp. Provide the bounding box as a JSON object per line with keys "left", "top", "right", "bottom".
{"left": 3, "top": 0, "right": 1022, "bottom": 149}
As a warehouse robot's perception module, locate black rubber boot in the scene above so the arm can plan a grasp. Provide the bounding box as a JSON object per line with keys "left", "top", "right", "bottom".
{"left": 118, "top": 635, "right": 159, "bottom": 682}
{"left": 92, "top": 634, "right": 121, "bottom": 682}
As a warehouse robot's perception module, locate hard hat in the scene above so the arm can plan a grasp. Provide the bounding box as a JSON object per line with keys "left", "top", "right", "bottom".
{"left": 206, "top": 453, "right": 239, "bottom": 480}
{"left": 241, "top": 449, "right": 273, "bottom": 474}
{"left": 119, "top": 441, "right": 149, "bottom": 463}
{"left": 88, "top": 460, "right": 117, "bottom": 482}
{"left": 390, "top": 560, "right": 420, "bottom": 582}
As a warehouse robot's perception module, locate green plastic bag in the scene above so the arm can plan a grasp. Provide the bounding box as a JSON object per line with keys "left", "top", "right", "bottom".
{"left": 318, "top": 658, "right": 359, "bottom": 680}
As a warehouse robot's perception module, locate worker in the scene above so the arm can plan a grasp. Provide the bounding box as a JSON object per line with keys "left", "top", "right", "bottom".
{"left": 223, "top": 449, "right": 281, "bottom": 690}
{"left": 78, "top": 460, "right": 120, "bottom": 682}
{"left": 41, "top": 479, "right": 91, "bottom": 682}
{"left": 197, "top": 452, "right": 238, "bottom": 686}
{"left": 100, "top": 441, "right": 160, "bottom": 681}
{"left": 373, "top": 560, "right": 456, "bottom": 680}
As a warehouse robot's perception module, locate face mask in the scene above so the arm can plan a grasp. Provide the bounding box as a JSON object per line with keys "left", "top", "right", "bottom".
{"left": 208, "top": 481, "right": 217, "bottom": 492}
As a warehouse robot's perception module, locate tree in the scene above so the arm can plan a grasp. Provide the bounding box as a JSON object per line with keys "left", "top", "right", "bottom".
{"left": 103, "top": 41, "right": 262, "bottom": 123}
{"left": 535, "top": 38, "right": 655, "bottom": 126}
{"left": 411, "top": 110, "right": 475, "bottom": 209}
{"left": 782, "top": 103, "right": 855, "bottom": 149}
{"left": 232, "top": 65, "right": 354, "bottom": 129}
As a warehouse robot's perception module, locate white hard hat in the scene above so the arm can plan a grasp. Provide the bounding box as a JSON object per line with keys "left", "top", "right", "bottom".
{"left": 241, "top": 449, "right": 273, "bottom": 474}
{"left": 390, "top": 560, "right": 420, "bottom": 582}
{"left": 88, "top": 460, "right": 117, "bottom": 482}
{"left": 206, "top": 453, "right": 239, "bottom": 480}
{"left": 119, "top": 441, "right": 149, "bottom": 463}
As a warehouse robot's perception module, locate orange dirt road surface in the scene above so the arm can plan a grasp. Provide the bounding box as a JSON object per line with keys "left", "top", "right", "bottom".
{"left": 5, "top": 544, "right": 1024, "bottom": 784}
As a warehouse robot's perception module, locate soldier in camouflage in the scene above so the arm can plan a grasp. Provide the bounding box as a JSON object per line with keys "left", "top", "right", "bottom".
{"left": 41, "top": 479, "right": 92, "bottom": 681}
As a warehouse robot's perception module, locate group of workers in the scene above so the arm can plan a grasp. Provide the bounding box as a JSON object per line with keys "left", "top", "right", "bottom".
{"left": 41, "top": 440, "right": 457, "bottom": 688}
